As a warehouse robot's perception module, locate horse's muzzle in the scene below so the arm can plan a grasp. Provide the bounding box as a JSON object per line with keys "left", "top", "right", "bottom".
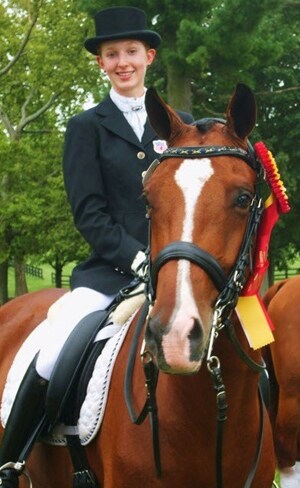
{"left": 145, "top": 314, "right": 204, "bottom": 374}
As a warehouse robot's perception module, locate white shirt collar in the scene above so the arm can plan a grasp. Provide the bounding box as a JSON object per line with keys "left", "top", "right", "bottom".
{"left": 110, "top": 87, "right": 146, "bottom": 113}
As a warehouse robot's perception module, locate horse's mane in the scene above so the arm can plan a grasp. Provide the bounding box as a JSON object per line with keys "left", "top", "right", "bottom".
{"left": 193, "top": 118, "right": 225, "bottom": 134}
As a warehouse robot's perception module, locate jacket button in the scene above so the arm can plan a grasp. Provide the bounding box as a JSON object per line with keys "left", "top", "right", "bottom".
{"left": 137, "top": 151, "right": 146, "bottom": 160}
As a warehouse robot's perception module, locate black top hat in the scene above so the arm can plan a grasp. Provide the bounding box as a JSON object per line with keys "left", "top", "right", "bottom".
{"left": 84, "top": 6, "right": 161, "bottom": 55}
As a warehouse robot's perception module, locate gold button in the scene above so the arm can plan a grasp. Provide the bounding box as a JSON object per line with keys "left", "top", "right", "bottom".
{"left": 137, "top": 151, "right": 146, "bottom": 160}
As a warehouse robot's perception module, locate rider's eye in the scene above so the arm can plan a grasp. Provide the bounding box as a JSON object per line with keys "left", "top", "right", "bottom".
{"left": 235, "top": 192, "right": 253, "bottom": 210}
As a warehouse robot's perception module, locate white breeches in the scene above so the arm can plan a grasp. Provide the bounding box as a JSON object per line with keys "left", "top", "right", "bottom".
{"left": 35, "top": 287, "right": 116, "bottom": 380}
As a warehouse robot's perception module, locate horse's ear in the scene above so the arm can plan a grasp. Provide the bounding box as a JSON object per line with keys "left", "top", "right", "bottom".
{"left": 145, "top": 87, "right": 184, "bottom": 141}
{"left": 226, "top": 83, "right": 257, "bottom": 140}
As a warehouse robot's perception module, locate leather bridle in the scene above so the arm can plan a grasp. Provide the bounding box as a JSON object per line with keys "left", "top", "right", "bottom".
{"left": 126, "top": 139, "right": 268, "bottom": 487}
{"left": 144, "top": 143, "right": 264, "bottom": 323}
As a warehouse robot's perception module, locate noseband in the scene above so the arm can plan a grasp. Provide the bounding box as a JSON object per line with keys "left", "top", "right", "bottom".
{"left": 151, "top": 241, "right": 227, "bottom": 292}
{"left": 145, "top": 143, "right": 263, "bottom": 322}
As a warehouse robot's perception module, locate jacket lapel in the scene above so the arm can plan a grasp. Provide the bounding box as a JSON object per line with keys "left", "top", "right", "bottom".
{"left": 95, "top": 96, "right": 150, "bottom": 148}
{"left": 142, "top": 119, "right": 157, "bottom": 146}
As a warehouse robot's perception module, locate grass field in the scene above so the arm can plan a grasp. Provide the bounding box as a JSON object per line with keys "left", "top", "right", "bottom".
{"left": 8, "top": 259, "right": 299, "bottom": 299}
{"left": 275, "top": 472, "right": 281, "bottom": 487}
{"left": 8, "top": 262, "right": 74, "bottom": 298}
{"left": 6, "top": 246, "right": 300, "bottom": 299}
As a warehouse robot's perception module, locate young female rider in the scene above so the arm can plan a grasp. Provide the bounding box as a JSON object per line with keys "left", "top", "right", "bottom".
{"left": 0, "top": 7, "right": 193, "bottom": 486}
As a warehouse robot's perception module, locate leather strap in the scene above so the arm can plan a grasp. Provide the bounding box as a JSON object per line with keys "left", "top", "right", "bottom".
{"left": 160, "top": 145, "right": 257, "bottom": 170}
{"left": 67, "top": 436, "right": 99, "bottom": 488}
{"left": 151, "top": 241, "right": 227, "bottom": 295}
{"left": 124, "top": 300, "right": 151, "bottom": 425}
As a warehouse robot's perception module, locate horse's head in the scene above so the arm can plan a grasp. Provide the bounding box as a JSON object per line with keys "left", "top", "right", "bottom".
{"left": 143, "top": 83, "right": 260, "bottom": 374}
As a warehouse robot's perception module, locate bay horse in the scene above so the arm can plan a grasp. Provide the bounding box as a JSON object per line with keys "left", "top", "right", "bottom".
{"left": 0, "top": 83, "right": 277, "bottom": 487}
{"left": 263, "top": 275, "right": 300, "bottom": 488}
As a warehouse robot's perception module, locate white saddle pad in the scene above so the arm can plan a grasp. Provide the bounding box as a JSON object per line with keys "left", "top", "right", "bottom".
{"left": 0, "top": 318, "right": 49, "bottom": 427}
{"left": 1, "top": 289, "right": 144, "bottom": 446}
{"left": 78, "top": 313, "right": 133, "bottom": 444}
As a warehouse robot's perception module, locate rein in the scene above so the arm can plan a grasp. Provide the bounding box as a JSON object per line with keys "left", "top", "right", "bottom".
{"left": 124, "top": 299, "right": 161, "bottom": 476}
{"left": 126, "top": 143, "right": 267, "bottom": 486}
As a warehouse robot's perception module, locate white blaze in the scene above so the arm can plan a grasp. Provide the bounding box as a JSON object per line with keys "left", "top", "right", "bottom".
{"left": 162, "top": 158, "right": 214, "bottom": 370}
{"left": 174, "top": 158, "right": 214, "bottom": 306}
{"left": 175, "top": 158, "right": 214, "bottom": 241}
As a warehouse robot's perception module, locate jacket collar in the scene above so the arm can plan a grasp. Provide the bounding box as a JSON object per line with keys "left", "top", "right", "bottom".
{"left": 95, "top": 95, "right": 156, "bottom": 147}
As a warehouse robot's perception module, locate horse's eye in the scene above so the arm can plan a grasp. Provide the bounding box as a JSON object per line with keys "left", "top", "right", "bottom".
{"left": 235, "top": 192, "right": 253, "bottom": 209}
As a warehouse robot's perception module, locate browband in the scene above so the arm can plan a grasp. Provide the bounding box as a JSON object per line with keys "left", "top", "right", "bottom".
{"left": 143, "top": 144, "right": 259, "bottom": 187}
{"left": 160, "top": 145, "right": 257, "bottom": 170}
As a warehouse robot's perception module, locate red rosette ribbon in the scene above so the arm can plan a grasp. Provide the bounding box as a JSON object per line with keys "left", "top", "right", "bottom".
{"left": 242, "top": 142, "right": 291, "bottom": 296}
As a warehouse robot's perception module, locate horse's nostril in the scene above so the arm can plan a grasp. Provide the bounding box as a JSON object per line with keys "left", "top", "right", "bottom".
{"left": 188, "top": 318, "right": 202, "bottom": 342}
{"left": 188, "top": 318, "right": 203, "bottom": 361}
{"left": 145, "top": 315, "right": 163, "bottom": 355}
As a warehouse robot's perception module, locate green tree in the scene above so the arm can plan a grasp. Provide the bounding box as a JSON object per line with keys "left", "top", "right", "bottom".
{"left": 1, "top": 0, "right": 299, "bottom": 304}
{"left": 0, "top": 0, "right": 102, "bottom": 302}
{"left": 78, "top": 0, "right": 283, "bottom": 110}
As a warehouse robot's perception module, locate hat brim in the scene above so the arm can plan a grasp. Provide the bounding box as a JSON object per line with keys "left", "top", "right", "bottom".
{"left": 84, "top": 30, "right": 161, "bottom": 55}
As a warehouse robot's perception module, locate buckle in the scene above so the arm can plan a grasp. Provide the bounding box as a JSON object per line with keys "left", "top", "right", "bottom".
{"left": 0, "top": 461, "right": 25, "bottom": 473}
{"left": 0, "top": 462, "right": 32, "bottom": 488}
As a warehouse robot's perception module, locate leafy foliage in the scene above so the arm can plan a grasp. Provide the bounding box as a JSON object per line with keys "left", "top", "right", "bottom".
{"left": 0, "top": 0, "right": 299, "bottom": 299}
